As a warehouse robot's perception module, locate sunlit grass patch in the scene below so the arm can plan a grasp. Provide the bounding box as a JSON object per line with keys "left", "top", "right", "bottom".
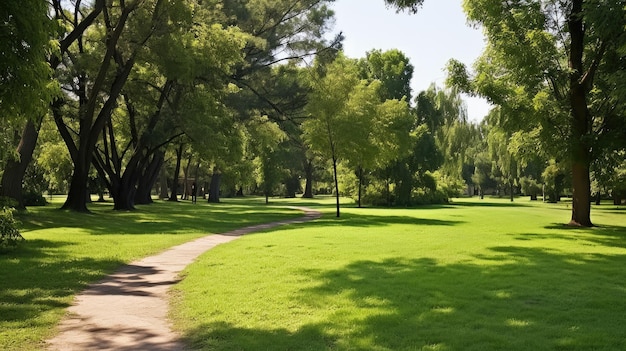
{"left": 172, "top": 197, "right": 626, "bottom": 351}
{"left": 0, "top": 197, "right": 302, "bottom": 351}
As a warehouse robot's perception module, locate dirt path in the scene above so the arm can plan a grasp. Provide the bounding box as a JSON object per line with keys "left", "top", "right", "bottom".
{"left": 46, "top": 207, "right": 321, "bottom": 351}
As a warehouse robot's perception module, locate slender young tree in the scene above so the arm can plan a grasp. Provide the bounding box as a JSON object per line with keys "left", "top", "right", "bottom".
{"left": 303, "top": 54, "right": 361, "bottom": 217}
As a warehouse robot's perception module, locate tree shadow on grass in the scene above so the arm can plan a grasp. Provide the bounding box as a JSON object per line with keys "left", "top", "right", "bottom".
{"left": 303, "top": 212, "right": 464, "bottom": 228}
{"left": 446, "top": 199, "right": 532, "bottom": 208}
{"left": 0, "top": 239, "right": 123, "bottom": 348}
{"left": 514, "top": 222, "right": 626, "bottom": 250}
{"left": 17, "top": 201, "right": 303, "bottom": 236}
{"left": 182, "top": 247, "right": 626, "bottom": 351}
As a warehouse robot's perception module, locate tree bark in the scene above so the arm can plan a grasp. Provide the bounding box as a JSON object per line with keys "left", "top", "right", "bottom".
{"left": 357, "top": 165, "right": 363, "bottom": 208}
{"left": 159, "top": 165, "right": 169, "bottom": 199}
{"left": 135, "top": 151, "right": 164, "bottom": 205}
{"left": 302, "top": 159, "right": 314, "bottom": 198}
{"left": 181, "top": 154, "right": 192, "bottom": 200}
{"left": 208, "top": 168, "right": 221, "bottom": 203}
{"left": 332, "top": 155, "right": 340, "bottom": 217}
{"left": 567, "top": 0, "right": 593, "bottom": 226}
{"left": 169, "top": 144, "right": 184, "bottom": 202}
{"left": 0, "top": 118, "right": 41, "bottom": 209}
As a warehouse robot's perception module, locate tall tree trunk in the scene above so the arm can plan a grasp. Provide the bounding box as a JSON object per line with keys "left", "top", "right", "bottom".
{"left": 303, "top": 159, "right": 314, "bottom": 198}
{"left": 63, "top": 154, "right": 91, "bottom": 212}
{"left": 332, "top": 155, "right": 340, "bottom": 217}
{"left": 169, "top": 144, "right": 184, "bottom": 202}
{"left": 357, "top": 165, "right": 363, "bottom": 208}
{"left": 135, "top": 151, "right": 164, "bottom": 205}
{"left": 567, "top": 0, "right": 593, "bottom": 227}
{"left": 208, "top": 167, "right": 221, "bottom": 203}
{"left": 509, "top": 179, "right": 514, "bottom": 202}
{"left": 181, "top": 154, "right": 192, "bottom": 200}
{"left": 159, "top": 165, "right": 169, "bottom": 199}
{"left": 0, "top": 118, "right": 41, "bottom": 209}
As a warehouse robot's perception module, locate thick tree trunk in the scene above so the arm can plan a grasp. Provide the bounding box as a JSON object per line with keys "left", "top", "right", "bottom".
{"left": 169, "top": 144, "right": 184, "bottom": 202}
{"left": 567, "top": 0, "right": 593, "bottom": 227}
{"left": 302, "top": 159, "right": 314, "bottom": 198}
{"left": 111, "top": 176, "right": 137, "bottom": 210}
{"left": 570, "top": 160, "right": 592, "bottom": 226}
{"left": 135, "top": 151, "right": 164, "bottom": 205}
{"left": 63, "top": 157, "right": 91, "bottom": 212}
{"left": 208, "top": 168, "right": 221, "bottom": 203}
{"left": 614, "top": 191, "right": 623, "bottom": 205}
{"left": 0, "top": 119, "right": 41, "bottom": 209}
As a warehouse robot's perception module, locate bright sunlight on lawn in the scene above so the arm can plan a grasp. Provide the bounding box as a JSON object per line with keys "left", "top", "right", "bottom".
{"left": 1, "top": 196, "right": 625, "bottom": 350}
{"left": 171, "top": 197, "right": 626, "bottom": 351}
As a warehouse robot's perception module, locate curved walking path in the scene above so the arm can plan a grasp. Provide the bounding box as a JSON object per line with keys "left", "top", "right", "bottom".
{"left": 46, "top": 206, "right": 321, "bottom": 351}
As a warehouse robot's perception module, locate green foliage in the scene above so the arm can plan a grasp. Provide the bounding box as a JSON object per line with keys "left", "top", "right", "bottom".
{"left": 383, "top": 0, "right": 425, "bottom": 13}
{"left": 0, "top": 207, "right": 23, "bottom": 250}
{"left": 0, "top": 196, "right": 17, "bottom": 209}
{"left": 542, "top": 160, "right": 567, "bottom": 203}
{"left": 434, "top": 170, "right": 467, "bottom": 198}
{"left": 0, "top": 0, "right": 57, "bottom": 119}
{"left": 360, "top": 49, "right": 414, "bottom": 101}
{"left": 520, "top": 176, "right": 542, "bottom": 198}
{"left": 454, "top": 0, "right": 626, "bottom": 224}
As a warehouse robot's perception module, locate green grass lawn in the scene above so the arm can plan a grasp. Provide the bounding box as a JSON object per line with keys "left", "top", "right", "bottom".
{"left": 0, "top": 197, "right": 302, "bottom": 351}
{"left": 171, "top": 197, "right": 626, "bottom": 351}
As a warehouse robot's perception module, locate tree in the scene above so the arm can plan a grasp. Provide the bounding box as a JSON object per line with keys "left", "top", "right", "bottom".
{"left": 303, "top": 54, "right": 362, "bottom": 217}
{"left": 416, "top": 85, "right": 478, "bottom": 196}
{"left": 383, "top": 0, "right": 425, "bottom": 13}
{"left": 486, "top": 110, "right": 518, "bottom": 201}
{"left": 0, "top": 0, "right": 103, "bottom": 208}
{"left": 53, "top": 0, "right": 161, "bottom": 212}
{"left": 359, "top": 49, "right": 414, "bottom": 101}
{"left": 0, "top": 0, "right": 55, "bottom": 119}
{"left": 248, "top": 116, "right": 287, "bottom": 203}
{"left": 447, "top": 0, "right": 626, "bottom": 226}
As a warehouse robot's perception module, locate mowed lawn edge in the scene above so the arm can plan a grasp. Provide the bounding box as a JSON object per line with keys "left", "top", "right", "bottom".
{"left": 0, "top": 197, "right": 303, "bottom": 351}
{"left": 171, "top": 197, "right": 626, "bottom": 351}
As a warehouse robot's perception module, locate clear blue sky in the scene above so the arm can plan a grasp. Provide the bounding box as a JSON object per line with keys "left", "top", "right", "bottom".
{"left": 329, "top": 0, "right": 492, "bottom": 122}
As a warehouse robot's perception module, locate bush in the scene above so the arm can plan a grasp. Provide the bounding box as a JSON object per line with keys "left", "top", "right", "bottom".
{"left": 0, "top": 207, "right": 24, "bottom": 250}
{"left": 0, "top": 196, "right": 18, "bottom": 208}
{"left": 23, "top": 191, "right": 47, "bottom": 206}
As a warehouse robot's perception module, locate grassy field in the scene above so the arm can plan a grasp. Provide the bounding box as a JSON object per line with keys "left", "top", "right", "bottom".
{"left": 171, "top": 197, "right": 626, "bottom": 351}
{"left": 0, "top": 197, "right": 302, "bottom": 351}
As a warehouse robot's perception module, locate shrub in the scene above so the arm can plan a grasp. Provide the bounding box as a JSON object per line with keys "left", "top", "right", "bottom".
{"left": 0, "top": 207, "right": 24, "bottom": 250}
{"left": 0, "top": 196, "right": 18, "bottom": 208}
{"left": 23, "top": 191, "right": 47, "bottom": 206}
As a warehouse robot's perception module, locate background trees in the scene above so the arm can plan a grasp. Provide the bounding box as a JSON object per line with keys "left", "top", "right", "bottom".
{"left": 1, "top": 0, "right": 623, "bottom": 225}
